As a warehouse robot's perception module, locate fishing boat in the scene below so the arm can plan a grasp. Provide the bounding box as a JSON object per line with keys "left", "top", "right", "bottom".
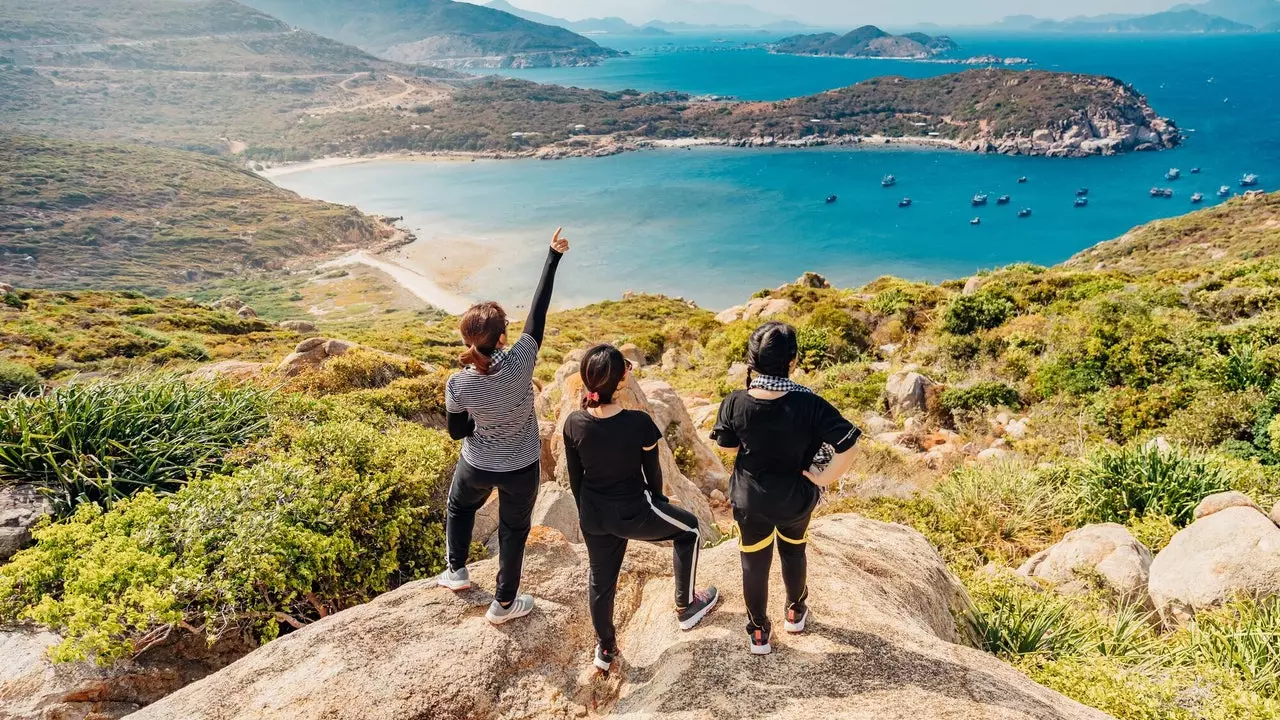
{"left": 972, "top": 194, "right": 988, "bottom": 206}
{"left": 825, "top": 194, "right": 838, "bottom": 204}
{"left": 881, "top": 175, "right": 896, "bottom": 187}
{"left": 1150, "top": 187, "right": 1174, "bottom": 198}
{"left": 1166, "top": 168, "right": 1181, "bottom": 180}
{"left": 1241, "top": 174, "right": 1260, "bottom": 187}
{"left": 1076, "top": 188, "right": 1089, "bottom": 197}
{"left": 1017, "top": 176, "right": 1028, "bottom": 183}
{"left": 1190, "top": 193, "right": 1204, "bottom": 204}
{"left": 1017, "top": 208, "right": 1032, "bottom": 218}
{"left": 1218, "top": 185, "right": 1231, "bottom": 197}
{"left": 970, "top": 217, "right": 981, "bottom": 225}
{"left": 898, "top": 198, "right": 912, "bottom": 208}
{"left": 1190, "top": 167, "right": 1201, "bottom": 174}
{"left": 997, "top": 195, "right": 1011, "bottom": 205}
{"left": 1074, "top": 197, "right": 1088, "bottom": 207}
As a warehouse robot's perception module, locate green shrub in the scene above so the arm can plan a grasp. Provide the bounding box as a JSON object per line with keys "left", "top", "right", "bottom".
{"left": 1126, "top": 513, "right": 1179, "bottom": 553}
{"left": 942, "top": 290, "right": 1015, "bottom": 335}
{"left": 1163, "top": 390, "right": 1263, "bottom": 448}
{"left": 1212, "top": 342, "right": 1273, "bottom": 391}
{"left": 1074, "top": 444, "right": 1233, "bottom": 526}
{"left": 285, "top": 348, "right": 428, "bottom": 395}
{"left": 970, "top": 577, "right": 1086, "bottom": 659}
{"left": 0, "top": 419, "right": 456, "bottom": 664}
{"left": 0, "top": 376, "right": 271, "bottom": 514}
{"left": 940, "top": 382, "right": 1021, "bottom": 413}
{"left": 0, "top": 360, "right": 42, "bottom": 398}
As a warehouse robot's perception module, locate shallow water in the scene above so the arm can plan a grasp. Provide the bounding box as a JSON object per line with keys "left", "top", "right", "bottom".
{"left": 275, "top": 33, "right": 1280, "bottom": 309}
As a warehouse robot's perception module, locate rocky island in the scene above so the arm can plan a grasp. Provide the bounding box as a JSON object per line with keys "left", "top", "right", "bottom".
{"left": 771, "top": 26, "right": 958, "bottom": 59}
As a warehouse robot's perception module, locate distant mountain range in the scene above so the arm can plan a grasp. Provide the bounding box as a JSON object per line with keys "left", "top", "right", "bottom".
{"left": 773, "top": 26, "right": 957, "bottom": 59}
{"left": 484, "top": 0, "right": 671, "bottom": 35}
{"left": 486, "top": 0, "right": 811, "bottom": 33}
{"left": 993, "top": 0, "right": 1280, "bottom": 32}
{"left": 242, "top": 0, "right": 620, "bottom": 67}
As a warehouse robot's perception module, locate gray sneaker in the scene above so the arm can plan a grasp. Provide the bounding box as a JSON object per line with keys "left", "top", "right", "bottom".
{"left": 437, "top": 567, "right": 471, "bottom": 591}
{"left": 485, "top": 594, "right": 535, "bottom": 625}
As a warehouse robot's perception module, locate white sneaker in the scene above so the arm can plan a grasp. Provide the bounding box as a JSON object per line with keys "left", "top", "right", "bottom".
{"left": 437, "top": 567, "right": 471, "bottom": 591}
{"left": 485, "top": 594, "right": 535, "bottom": 625}
{"left": 783, "top": 605, "right": 809, "bottom": 634}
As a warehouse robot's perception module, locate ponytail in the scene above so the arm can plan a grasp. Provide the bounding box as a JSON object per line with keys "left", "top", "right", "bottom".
{"left": 459, "top": 345, "right": 493, "bottom": 374}
{"left": 458, "top": 301, "right": 507, "bottom": 375}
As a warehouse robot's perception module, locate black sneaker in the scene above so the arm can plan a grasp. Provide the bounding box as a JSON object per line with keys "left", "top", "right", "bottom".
{"left": 594, "top": 643, "right": 618, "bottom": 672}
{"left": 677, "top": 586, "right": 719, "bottom": 631}
{"left": 748, "top": 625, "right": 772, "bottom": 655}
{"left": 784, "top": 603, "right": 809, "bottom": 633}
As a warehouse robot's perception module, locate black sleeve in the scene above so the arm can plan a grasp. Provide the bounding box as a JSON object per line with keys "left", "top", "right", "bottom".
{"left": 640, "top": 414, "right": 667, "bottom": 501}
{"left": 447, "top": 410, "right": 475, "bottom": 440}
{"left": 522, "top": 247, "right": 564, "bottom": 348}
{"left": 563, "top": 418, "right": 584, "bottom": 506}
{"left": 815, "top": 396, "right": 860, "bottom": 453}
{"left": 710, "top": 394, "right": 740, "bottom": 448}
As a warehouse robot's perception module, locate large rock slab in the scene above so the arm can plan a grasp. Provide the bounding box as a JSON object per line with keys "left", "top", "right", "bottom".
{"left": 1148, "top": 506, "right": 1280, "bottom": 625}
{"left": 130, "top": 516, "right": 1108, "bottom": 720}
{"left": 0, "top": 484, "right": 52, "bottom": 563}
{"left": 1017, "top": 523, "right": 1152, "bottom": 604}
{"left": 531, "top": 483, "right": 582, "bottom": 544}
{"left": 639, "top": 380, "right": 729, "bottom": 495}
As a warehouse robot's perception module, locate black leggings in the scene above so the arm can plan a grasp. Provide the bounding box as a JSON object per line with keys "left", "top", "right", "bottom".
{"left": 582, "top": 496, "right": 700, "bottom": 649}
{"left": 445, "top": 458, "right": 539, "bottom": 605}
{"left": 737, "top": 511, "right": 812, "bottom": 632}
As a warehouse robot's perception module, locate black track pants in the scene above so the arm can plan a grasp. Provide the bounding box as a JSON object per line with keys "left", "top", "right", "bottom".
{"left": 445, "top": 457, "right": 539, "bottom": 605}
{"left": 737, "top": 511, "right": 812, "bottom": 632}
{"left": 582, "top": 495, "right": 700, "bottom": 649}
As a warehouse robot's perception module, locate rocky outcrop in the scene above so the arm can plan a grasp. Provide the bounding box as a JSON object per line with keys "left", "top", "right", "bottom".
{"left": 713, "top": 296, "right": 793, "bottom": 324}
{"left": 551, "top": 369, "right": 718, "bottom": 542}
{"left": 276, "top": 337, "right": 356, "bottom": 377}
{"left": 277, "top": 320, "right": 318, "bottom": 333}
{"left": 530, "top": 483, "right": 582, "bottom": 544}
{"left": 0, "top": 485, "right": 52, "bottom": 563}
{"left": 1018, "top": 524, "right": 1152, "bottom": 604}
{"left": 130, "top": 515, "right": 1107, "bottom": 720}
{"left": 618, "top": 343, "right": 646, "bottom": 368}
{"left": 0, "top": 629, "right": 252, "bottom": 720}
{"left": 1148, "top": 505, "right": 1280, "bottom": 625}
{"left": 639, "top": 379, "right": 729, "bottom": 495}
{"left": 885, "top": 370, "right": 935, "bottom": 416}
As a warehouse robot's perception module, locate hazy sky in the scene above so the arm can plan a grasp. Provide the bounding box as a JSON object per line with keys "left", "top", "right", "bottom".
{"left": 468, "top": 0, "right": 1183, "bottom": 27}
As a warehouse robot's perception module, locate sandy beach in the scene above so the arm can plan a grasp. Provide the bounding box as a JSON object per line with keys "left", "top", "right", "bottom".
{"left": 317, "top": 250, "right": 475, "bottom": 315}
{"left": 259, "top": 152, "right": 506, "bottom": 179}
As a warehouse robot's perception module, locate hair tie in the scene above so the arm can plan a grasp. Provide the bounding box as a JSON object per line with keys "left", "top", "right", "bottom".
{"left": 586, "top": 391, "right": 600, "bottom": 402}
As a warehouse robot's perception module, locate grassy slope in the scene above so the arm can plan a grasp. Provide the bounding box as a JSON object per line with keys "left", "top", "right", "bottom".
{"left": 0, "top": 135, "right": 388, "bottom": 292}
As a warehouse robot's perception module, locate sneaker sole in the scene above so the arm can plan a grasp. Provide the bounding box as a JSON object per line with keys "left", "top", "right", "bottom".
{"left": 749, "top": 642, "right": 773, "bottom": 656}
{"left": 783, "top": 611, "right": 808, "bottom": 634}
{"left": 485, "top": 605, "right": 533, "bottom": 625}
{"left": 678, "top": 592, "right": 720, "bottom": 631}
{"left": 437, "top": 580, "right": 471, "bottom": 591}
{"left": 593, "top": 657, "right": 612, "bottom": 672}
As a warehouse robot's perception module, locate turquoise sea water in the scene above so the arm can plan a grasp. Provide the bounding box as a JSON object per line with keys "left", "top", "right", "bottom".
{"left": 275, "top": 33, "right": 1280, "bottom": 309}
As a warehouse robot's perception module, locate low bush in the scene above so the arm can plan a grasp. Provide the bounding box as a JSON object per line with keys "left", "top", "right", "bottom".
{"left": 1162, "top": 389, "right": 1263, "bottom": 448}
{"left": 940, "top": 382, "right": 1021, "bottom": 413}
{"left": 284, "top": 348, "right": 428, "bottom": 395}
{"left": 1074, "top": 443, "right": 1233, "bottom": 526}
{"left": 930, "top": 462, "right": 1072, "bottom": 563}
{"left": 0, "top": 419, "right": 456, "bottom": 664}
{"left": 0, "top": 360, "right": 42, "bottom": 398}
{"left": 0, "top": 376, "right": 271, "bottom": 514}
{"left": 1187, "top": 599, "right": 1280, "bottom": 697}
{"left": 942, "top": 290, "right": 1015, "bottom": 335}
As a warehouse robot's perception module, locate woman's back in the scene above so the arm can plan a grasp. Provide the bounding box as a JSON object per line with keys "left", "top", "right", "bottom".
{"left": 446, "top": 334, "right": 540, "bottom": 472}
{"left": 563, "top": 409, "right": 660, "bottom": 502}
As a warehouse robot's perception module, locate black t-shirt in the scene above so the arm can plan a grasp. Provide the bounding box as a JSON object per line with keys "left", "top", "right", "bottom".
{"left": 562, "top": 409, "right": 663, "bottom": 505}
{"left": 712, "top": 390, "right": 860, "bottom": 522}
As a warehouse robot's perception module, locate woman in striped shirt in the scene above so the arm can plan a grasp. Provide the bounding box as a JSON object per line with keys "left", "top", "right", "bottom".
{"left": 436, "top": 229, "right": 569, "bottom": 625}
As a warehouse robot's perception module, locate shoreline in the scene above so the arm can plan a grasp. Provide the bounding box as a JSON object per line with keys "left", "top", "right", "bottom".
{"left": 316, "top": 250, "right": 474, "bottom": 315}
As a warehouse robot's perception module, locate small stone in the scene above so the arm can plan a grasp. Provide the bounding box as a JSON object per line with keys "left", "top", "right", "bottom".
{"left": 278, "top": 320, "right": 318, "bottom": 333}
{"left": 618, "top": 343, "right": 646, "bottom": 368}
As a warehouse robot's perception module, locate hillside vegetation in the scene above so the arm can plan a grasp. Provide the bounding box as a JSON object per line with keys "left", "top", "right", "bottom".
{"left": 0, "top": 136, "right": 389, "bottom": 292}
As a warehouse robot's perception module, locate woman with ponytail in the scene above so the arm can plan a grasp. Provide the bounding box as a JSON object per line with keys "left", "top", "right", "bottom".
{"left": 562, "top": 344, "right": 718, "bottom": 672}
{"left": 711, "top": 321, "right": 861, "bottom": 655}
{"left": 436, "top": 229, "right": 570, "bottom": 626}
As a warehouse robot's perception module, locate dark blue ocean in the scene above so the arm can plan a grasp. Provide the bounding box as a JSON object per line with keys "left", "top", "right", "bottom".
{"left": 275, "top": 33, "right": 1280, "bottom": 309}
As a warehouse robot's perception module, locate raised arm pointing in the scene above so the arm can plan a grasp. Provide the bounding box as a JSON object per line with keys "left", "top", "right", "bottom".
{"left": 523, "top": 227, "right": 570, "bottom": 346}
